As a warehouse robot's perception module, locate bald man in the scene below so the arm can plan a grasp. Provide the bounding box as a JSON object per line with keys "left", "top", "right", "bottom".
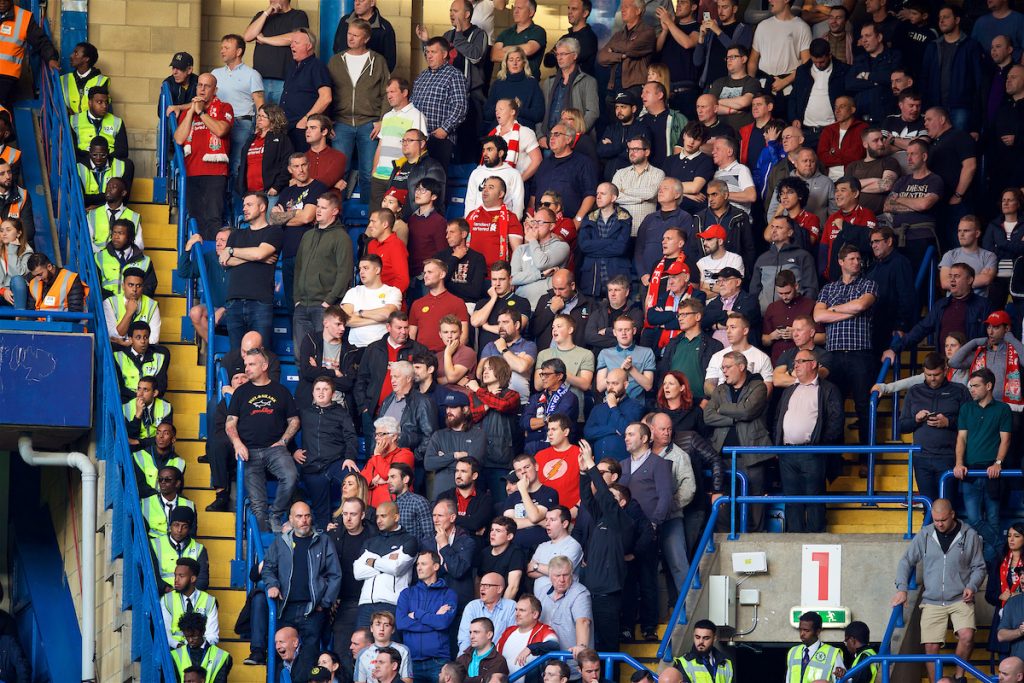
{"left": 893, "top": 499, "right": 985, "bottom": 683}
{"left": 457, "top": 571, "right": 516, "bottom": 653}
{"left": 999, "top": 657, "right": 1024, "bottom": 683}
{"left": 530, "top": 268, "right": 598, "bottom": 350}
{"left": 221, "top": 330, "right": 281, "bottom": 382}
{"left": 658, "top": 666, "right": 683, "bottom": 683}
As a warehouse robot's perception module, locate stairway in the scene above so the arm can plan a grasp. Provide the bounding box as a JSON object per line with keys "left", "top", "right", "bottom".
{"left": 133, "top": 178, "right": 263, "bottom": 682}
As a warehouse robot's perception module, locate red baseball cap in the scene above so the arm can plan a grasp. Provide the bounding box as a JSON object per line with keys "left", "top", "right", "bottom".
{"left": 383, "top": 188, "right": 407, "bottom": 206}
{"left": 665, "top": 260, "right": 690, "bottom": 276}
{"left": 697, "top": 224, "right": 727, "bottom": 240}
{"left": 985, "top": 310, "right": 1012, "bottom": 327}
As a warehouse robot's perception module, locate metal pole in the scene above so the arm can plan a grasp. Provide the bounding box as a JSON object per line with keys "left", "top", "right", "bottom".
{"left": 730, "top": 450, "right": 737, "bottom": 539}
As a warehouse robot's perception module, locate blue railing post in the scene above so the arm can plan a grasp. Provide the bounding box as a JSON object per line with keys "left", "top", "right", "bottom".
{"left": 267, "top": 600, "right": 278, "bottom": 683}
{"left": 232, "top": 458, "right": 247, "bottom": 587}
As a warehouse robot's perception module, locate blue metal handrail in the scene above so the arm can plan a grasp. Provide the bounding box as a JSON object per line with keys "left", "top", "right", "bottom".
{"left": 839, "top": 653, "right": 995, "bottom": 683}
{"left": 656, "top": 494, "right": 933, "bottom": 662}
{"left": 725, "top": 445, "right": 922, "bottom": 538}
{"left": 233, "top": 457, "right": 247, "bottom": 587}
{"left": 0, "top": 308, "right": 91, "bottom": 321}
{"left": 877, "top": 568, "right": 918, "bottom": 663}
{"left": 188, "top": 217, "right": 217, "bottom": 406}
{"left": 938, "top": 469, "right": 1024, "bottom": 500}
{"left": 36, "top": 62, "right": 178, "bottom": 681}
{"left": 867, "top": 333, "right": 902, "bottom": 494}
{"left": 245, "top": 503, "right": 278, "bottom": 683}
{"left": 156, "top": 84, "right": 170, "bottom": 183}
{"left": 509, "top": 651, "right": 656, "bottom": 682}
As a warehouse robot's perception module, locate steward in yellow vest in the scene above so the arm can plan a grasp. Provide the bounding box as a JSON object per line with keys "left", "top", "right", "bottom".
{"left": 151, "top": 506, "right": 208, "bottom": 592}
{"left": 160, "top": 558, "right": 218, "bottom": 649}
{"left": 70, "top": 86, "right": 127, "bottom": 161}
{"left": 61, "top": 42, "right": 109, "bottom": 115}
{"left": 843, "top": 621, "right": 878, "bottom": 683}
{"left": 674, "top": 619, "right": 735, "bottom": 683}
{"left": 106, "top": 266, "right": 160, "bottom": 345}
{"left": 141, "top": 468, "right": 196, "bottom": 539}
{"left": 132, "top": 423, "right": 186, "bottom": 497}
{"left": 95, "top": 219, "right": 155, "bottom": 296}
{"left": 113, "top": 321, "right": 169, "bottom": 400}
{"left": 123, "top": 376, "right": 173, "bottom": 445}
{"left": 87, "top": 178, "right": 141, "bottom": 250}
{"left": 785, "top": 612, "right": 846, "bottom": 683}
{"left": 171, "top": 611, "right": 231, "bottom": 683}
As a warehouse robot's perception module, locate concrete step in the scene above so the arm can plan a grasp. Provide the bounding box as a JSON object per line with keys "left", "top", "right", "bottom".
{"left": 191, "top": 503, "right": 235, "bottom": 538}
{"left": 150, "top": 249, "right": 179, "bottom": 275}
{"left": 829, "top": 475, "right": 916, "bottom": 493}
{"left": 167, "top": 360, "right": 205, "bottom": 392}
{"left": 164, "top": 390, "right": 207, "bottom": 417}
{"left": 176, "top": 439, "right": 205, "bottom": 463}
{"left": 155, "top": 294, "right": 186, "bottom": 318}
{"left": 145, "top": 226, "right": 178, "bottom": 250}
{"left": 132, "top": 178, "right": 155, "bottom": 199}
{"left": 218, "top": 640, "right": 267, "bottom": 681}
{"left": 130, "top": 202, "right": 172, "bottom": 226}
{"left": 203, "top": 539, "right": 235, "bottom": 585}
{"left": 208, "top": 588, "right": 247, "bottom": 640}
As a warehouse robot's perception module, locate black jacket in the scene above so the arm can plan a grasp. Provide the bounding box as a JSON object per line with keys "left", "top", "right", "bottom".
{"left": 327, "top": 520, "right": 376, "bottom": 601}
{"left": 866, "top": 250, "right": 917, "bottom": 341}
{"left": 236, "top": 129, "right": 294, "bottom": 194}
{"left": 673, "top": 430, "right": 725, "bottom": 511}
{"left": 530, "top": 291, "right": 597, "bottom": 349}
{"left": 298, "top": 402, "right": 358, "bottom": 474}
{"left": 701, "top": 290, "right": 761, "bottom": 343}
{"left": 898, "top": 379, "right": 970, "bottom": 459}
{"left": 595, "top": 117, "right": 647, "bottom": 180}
{"left": 437, "top": 487, "right": 495, "bottom": 535}
{"left": 894, "top": 293, "right": 991, "bottom": 353}
{"left": 354, "top": 335, "right": 429, "bottom": 416}
{"left": 789, "top": 58, "right": 850, "bottom": 123}
{"left": 423, "top": 530, "right": 478, "bottom": 605}
{"left": 693, "top": 205, "right": 757, "bottom": 278}
{"left": 334, "top": 8, "right": 397, "bottom": 72}
{"left": 773, "top": 378, "right": 844, "bottom": 446}
{"left": 583, "top": 299, "right": 645, "bottom": 350}
{"left": 379, "top": 389, "right": 438, "bottom": 462}
{"left": 657, "top": 331, "right": 723, "bottom": 380}
{"left": 388, "top": 154, "right": 447, "bottom": 220}
{"left": 575, "top": 467, "right": 630, "bottom": 595}
{"left": 296, "top": 331, "right": 361, "bottom": 408}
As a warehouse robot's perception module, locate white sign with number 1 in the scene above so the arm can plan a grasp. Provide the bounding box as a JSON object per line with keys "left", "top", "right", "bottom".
{"left": 801, "top": 544, "right": 842, "bottom": 607}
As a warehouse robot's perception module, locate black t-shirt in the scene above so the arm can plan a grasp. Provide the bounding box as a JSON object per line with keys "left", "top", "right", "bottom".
{"left": 708, "top": 75, "right": 762, "bottom": 130}
{"left": 288, "top": 534, "right": 313, "bottom": 603}
{"left": 662, "top": 20, "right": 700, "bottom": 85}
{"left": 227, "top": 379, "right": 298, "bottom": 449}
{"left": 477, "top": 543, "right": 527, "bottom": 584}
{"left": 930, "top": 129, "right": 976, "bottom": 199}
{"left": 706, "top": 23, "right": 740, "bottom": 85}
{"left": 250, "top": 9, "right": 310, "bottom": 80}
{"left": 276, "top": 180, "right": 328, "bottom": 257}
{"left": 226, "top": 225, "right": 284, "bottom": 303}
{"left": 473, "top": 292, "right": 532, "bottom": 349}
{"left": 504, "top": 485, "right": 559, "bottom": 551}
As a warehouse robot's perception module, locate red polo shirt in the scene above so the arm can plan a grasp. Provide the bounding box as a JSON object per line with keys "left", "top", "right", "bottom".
{"left": 409, "top": 289, "right": 469, "bottom": 352}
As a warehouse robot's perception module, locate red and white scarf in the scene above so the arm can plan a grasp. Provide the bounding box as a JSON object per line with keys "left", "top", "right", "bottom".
{"left": 643, "top": 256, "right": 682, "bottom": 314}
{"left": 972, "top": 343, "right": 1023, "bottom": 405}
{"left": 489, "top": 122, "right": 522, "bottom": 168}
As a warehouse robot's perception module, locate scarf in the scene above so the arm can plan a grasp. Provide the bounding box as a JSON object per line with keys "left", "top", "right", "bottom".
{"left": 1000, "top": 552, "right": 1024, "bottom": 605}
{"left": 643, "top": 256, "right": 682, "bottom": 312}
{"left": 490, "top": 121, "right": 522, "bottom": 168}
{"left": 467, "top": 203, "right": 514, "bottom": 262}
{"left": 971, "top": 343, "right": 1023, "bottom": 405}
{"left": 538, "top": 383, "right": 571, "bottom": 417}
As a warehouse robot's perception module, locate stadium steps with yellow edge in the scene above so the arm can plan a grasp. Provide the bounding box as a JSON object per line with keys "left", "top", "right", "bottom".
{"left": 618, "top": 624, "right": 670, "bottom": 683}
{"left": 131, "top": 178, "right": 264, "bottom": 682}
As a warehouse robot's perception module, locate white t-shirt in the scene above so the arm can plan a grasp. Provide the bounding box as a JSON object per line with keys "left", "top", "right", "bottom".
{"left": 713, "top": 161, "right": 756, "bottom": 215}
{"left": 803, "top": 63, "right": 834, "bottom": 128}
{"left": 752, "top": 15, "right": 812, "bottom": 78}
{"left": 697, "top": 251, "right": 745, "bottom": 289}
{"left": 345, "top": 51, "right": 371, "bottom": 87}
{"left": 341, "top": 284, "right": 403, "bottom": 347}
{"left": 704, "top": 345, "right": 774, "bottom": 386}
{"left": 501, "top": 627, "right": 558, "bottom": 673}
{"left": 497, "top": 125, "right": 541, "bottom": 175}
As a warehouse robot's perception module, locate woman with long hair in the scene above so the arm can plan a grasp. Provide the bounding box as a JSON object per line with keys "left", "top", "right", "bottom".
{"left": 983, "top": 187, "right": 1024, "bottom": 307}
{"left": 0, "top": 217, "right": 32, "bottom": 309}
{"left": 316, "top": 651, "right": 343, "bottom": 683}
{"left": 238, "top": 104, "right": 294, "bottom": 200}
{"left": 466, "top": 355, "right": 522, "bottom": 503}
{"left": 329, "top": 470, "right": 377, "bottom": 526}
{"left": 559, "top": 107, "right": 598, "bottom": 167}
{"left": 986, "top": 522, "right": 1024, "bottom": 654}
{"left": 657, "top": 370, "right": 701, "bottom": 433}
{"left": 484, "top": 48, "right": 545, "bottom": 131}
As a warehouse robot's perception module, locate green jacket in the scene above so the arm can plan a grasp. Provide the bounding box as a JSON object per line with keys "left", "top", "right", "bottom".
{"left": 293, "top": 221, "right": 354, "bottom": 306}
{"left": 326, "top": 49, "right": 391, "bottom": 127}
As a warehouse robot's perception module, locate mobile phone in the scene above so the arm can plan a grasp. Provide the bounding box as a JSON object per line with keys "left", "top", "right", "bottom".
{"left": 703, "top": 11, "right": 711, "bottom": 21}
{"left": 776, "top": 325, "right": 786, "bottom": 331}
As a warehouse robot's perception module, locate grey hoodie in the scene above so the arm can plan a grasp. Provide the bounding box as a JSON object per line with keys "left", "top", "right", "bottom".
{"left": 895, "top": 521, "right": 986, "bottom": 606}
{"left": 749, "top": 242, "right": 818, "bottom": 313}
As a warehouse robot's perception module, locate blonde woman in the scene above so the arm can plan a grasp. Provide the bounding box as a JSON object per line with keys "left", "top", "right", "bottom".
{"left": 484, "top": 47, "right": 545, "bottom": 130}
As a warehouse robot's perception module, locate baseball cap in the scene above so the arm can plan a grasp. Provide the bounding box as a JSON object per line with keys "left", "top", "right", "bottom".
{"left": 308, "top": 667, "right": 332, "bottom": 682}
{"left": 985, "top": 310, "right": 1012, "bottom": 327}
{"left": 441, "top": 390, "right": 470, "bottom": 408}
{"left": 697, "top": 224, "right": 727, "bottom": 240}
{"left": 383, "top": 187, "right": 407, "bottom": 206}
{"left": 717, "top": 267, "right": 743, "bottom": 280}
{"left": 665, "top": 260, "right": 690, "bottom": 276}
{"left": 503, "top": 470, "right": 519, "bottom": 484}
{"left": 169, "top": 52, "right": 194, "bottom": 70}
{"left": 613, "top": 90, "right": 639, "bottom": 107}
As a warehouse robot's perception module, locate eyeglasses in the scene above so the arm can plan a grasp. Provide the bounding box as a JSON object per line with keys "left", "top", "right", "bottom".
{"left": 554, "top": 51, "right": 573, "bottom": 58}
{"left": 480, "top": 583, "right": 503, "bottom": 589}
{"left": 794, "top": 358, "right": 816, "bottom": 364}
{"left": 869, "top": 238, "right": 886, "bottom": 244}
{"left": 400, "top": 138, "right": 422, "bottom": 144}
{"left": 375, "top": 432, "right": 396, "bottom": 438}
{"left": 677, "top": 311, "right": 698, "bottom": 317}
{"left": 539, "top": 201, "right": 556, "bottom": 207}
{"left": 550, "top": 132, "right": 569, "bottom": 138}
{"left": 538, "top": 371, "right": 554, "bottom": 377}
{"left": 626, "top": 146, "right": 646, "bottom": 152}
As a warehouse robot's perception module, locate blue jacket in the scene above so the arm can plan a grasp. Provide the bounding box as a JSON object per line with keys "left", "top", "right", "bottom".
{"left": 521, "top": 388, "right": 580, "bottom": 454}
{"left": 844, "top": 47, "right": 903, "bottom": 124}
{"left": 920, "top": 34, "right": 984, "bottom": 128}
{"left": 532, "top": 152, "right": 599, "bottom": 219}
{"left": 618, "top": 451, "right": 674, "bottom": 524}
{"left": 578, "top": 205, "right": 634, "bottom": 297}
{"left": 395, "top": 578, "right": 458, "bottom": 661}
{"left": 866, "top": 250, "right": 917, "bottom": 337}
{"left": 789, "top": 58, "right": 850, "bottom": 123}
{"left": 483, "top": 72, "right": 546, "bottom": 130}
{"left": 893, "top": 292, "right": 992, "bottom": 352}
{"left": 583, "top": 397, "right": 644, "bottom": 459}
{"left": 422, "top": 530, "right": 477, "bottom": 606}
{"left": 262, "top": 530, "right": 342, "bottom": 617}
{"left": 632, "top": 207, "right": 698, "bottom": 279}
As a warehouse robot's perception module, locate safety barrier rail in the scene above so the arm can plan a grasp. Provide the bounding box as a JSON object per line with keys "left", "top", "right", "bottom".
{"left": 244, "top": 503, "right": 278, "bottom": 683}
{"left": 877, "top": 568, "right": 917, "bottom": 665}
{"left": 657, "top": 493, "right": 932, "bottom": 662}
{"left": 234, "top": 457, "right": 247, "bottom": 586}
{"left": 37, "top": 63, "right": 178, "bottom": 681}
{"left": 866, "top": 334, "right": 901, "bottom": 495}
{"left": 724, "top": 445, "right": 922, "bottom": 539}
{"left": 839, "top": 653, "right": 994, "bottom": 683}
{"left": 509, "top": 651, "right": 656, "bottom": 682}
{"left": 938, "top": 469, "right": 1024, "bottom": 500}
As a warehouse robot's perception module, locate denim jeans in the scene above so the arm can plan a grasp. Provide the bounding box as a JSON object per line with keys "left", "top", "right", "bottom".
{"left": 244, "top": 445, "right": 299, "bottom": 531}
{"left": 301, "top": 459, "right": 347, "bottom": 530}
{"left": 281, "top": 255, "right": 296, "bottom": 312}
{"left": 229, "top": 115, "right": 255, "bottom": 208}
{"left": 780, "top": 452, "right": 827, "bottom": 533}
{"left": 279, "top": 602, "right": 326, "bottom": 681}
{"left": 3, "top": 274, "right": 27, "bottom": 309}
{"left": 262, "top": 78, "right": 284, "bottom": 105}
{"left": 659, "top": 515, "right": 690, "bottom": 598}
{"left": 961, "top": 476, "right": 1001, "bottom": 561}
{"left": 225, "top": 298, "right": 275, "bottom": 350}
{"left": 250, "top": 585, "right": 268, "bottom": 650}
{"left": 333, "top": 121, "right": 377, "bottom": 199}
{"left": 293, "top": 304, "right": 325, "bottom": 361}
{"left": 413, "top": 657, "right": 446, "bottom": 683}
{"left": 913, "top": 455, "right": 956, "bottom": 503}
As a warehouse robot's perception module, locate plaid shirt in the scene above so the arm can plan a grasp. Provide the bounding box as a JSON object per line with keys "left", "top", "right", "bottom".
{"left": 395, "top": 490, "right": 433, "bottom": 543}
{"left": 817, "top": 275, "right": 878, "bottom": 351}
{"left": 411, "top": 64, "right": 468, "bottom": 135}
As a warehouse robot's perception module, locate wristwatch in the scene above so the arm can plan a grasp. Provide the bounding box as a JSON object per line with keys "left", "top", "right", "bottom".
{"left": 228, "top": 247, "right": 235, "bottom": 257}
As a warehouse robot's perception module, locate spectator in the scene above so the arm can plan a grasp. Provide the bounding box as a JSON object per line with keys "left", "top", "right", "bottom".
{"left": 263, "top": 501, "right": 341, "bottom": 680}
{"left": 173, "top": 73, "right": 233, "bottom": 240}
{"left": 296, "top": 376, "right": 358, "bottom": 528}
{"left": 466, "top": 177, "right": 526, "bottom": 270}
{"left": 983, "top": 188, "right": 1024, "bottom": 307}
{"left": 274, "top": 626, "right": 303, "bottom": 681}
{"left": 435, "top": 219, "right": 488, "bottom": 306}
{"left": 609, "top": 137, "right": 662, "bottom": 231}
{"left": 537, "top": 38, "right": 599, "bottom": 149}
{"left": 221, "top": 192, "right": 282, "bottom": 348}
{"left": 151, "top": 506, "right": 208, "bottom": 592}
{"left": 598, "top": 0, "right": 656, "bottom": 95}
{"left": 372, "top": 79, "right": 429, "bottom": 209}
{"left": 949, "top": 310, "right": 1024, "bottom": 414}
{"left": 161, "top": 557, "right": 218, "bottom": 648}
{"left": 466, "top": 137, "right": 525, "bottom": 218}
{"left": 386, "top": 462, "right": 431, "bottom": 543}
{"left": 763, "top": 271, "right": 822, "bottom": 364}
{"left": 326, "top": 497, "right": 377, "bottom": 653}
{"left": 163, "top": 51, "right": 199, "bottom": 117}
{"left": 701, "top": 270, "right": 761, "bottom": 349}
{"left": 354, "top": 500, "right": 419, "bottom": 627}
{"left": 303, "top": 114, "right": 347, "bottom": 191}
{"left": 366, "top": 208, "right": 411, "bottom": 294}
{"left": 998, "top": 581, "right": 1024, "bottom": 659}
{"left": 496, "top": 595, "right": 559, "bottom": 674}
{"left": 775, "top": 349, "right": 843, "bottom": 533}
{"left": 379, "top": 360, "right": 438, "bottom": 470}
{"left": 771, "top": 312, "right": 830, "bottom": 390}
{"left": 749, "top": 216, "right": 818, "bottom": 314}
{"left": 529, "top": 505, "right": 584, "bottom": 592}
{"left": 170, "top": 612, "right": 232, "bottom": 683}
{"left": 491, "top": 0, "right": 548, "bottom": 77}
{"left": 814, "top": 245, "right": 878, "bottom": 448}
{"left": 504, "top": 454, "right": 560, "bottom": 552}
{"left": 422, "top": 498, "right": 477, "bottom": 610}
{"left": 821, "top": 177, "right": 875, "bottom": 283}
{"left": 645, "top": 411, "right": 696, "bottom": 594}
{"left": 843, "top": 129, "right": 899, "bottom": 216}
{"left": 211, "top": 33, "right": 265, "bottom": 208}
{"left": 763, "top": 126, "right": 805, "bottom": 202}
{"left": 636, "top": 184, "right": 697, "bottom": 288}
{"left": 817, "top": 97, "right": 868, "bottom": 181}
{"left": 437, "top": 457, "right": 495, "bottom": 536}
{"left": 531, "top": 122, "right": 598, "bottom": 225}
{"left": 522, "top": 358, "right": 581, "bottom": 454}
{"left": 748, "top": 0, "right": 811, "bottom": 117}
{"left": 386, "top": 129, "right": 446, "bottom": 219}
{"left": 706, "top": 45, "right": 761, "bottom": 131}
{"left": 668, "top": 124, "right": 720, "bottom": 218}
{"left": 672, "top": 619, "right": 734, "bottom": 683}
{"left": 532, "top": 270, "right": 597, "bottom": 351}
{"left": 711, "top": 137, "right": 756, "bottom": 216}
{"left": 583, "top": 275, "right": 644, "bottom": 352}
{"left": 882, "top": 89, "right": 926, "bottom": 172}
{"left": 584, "top": 368, "right": 644, "bottom": 459}
{"left": 693, "top": 180, "right": 756, "bottom": 275}
{"left": 939, "top": 217, "right": 995, "bottom": 297}
{"left": 422, "top": 393, "right": 484, "bottom": 500}
{"left": 769, "top": 148, "right": 837, "bottom": 227}
{"left": 986, "top": 64, "right": 1024, "bottom": 210}
{"left": 767, "top": 177, "right": 821, "bottom": 252}
{"left": 599, "top": 93, "right": 644, "bottom": 181}
{"left": 694, "top": 0, "right": 753, "bottom": 90}
{"left": 531, "top": 416, "right": 581, "bottom": 512}
{"left": 919, "top": 5, "right": 984, "bottom": 134}
{"left": 844, "top": 24, "right": 900, "bottom": 125}
{"left": 537, "top": 554, "right": 593, "bottom": 661}
{"left": 354, "top": 613, "right": 412, "bottom": 683}
{"left": 479, "top": 518, "right": 527, "bottom": 599}
{"left": 865, "top": 226, "right": 916, "bottom": 354}
{"left": 274, "top": 28, "right": 332, "bottom": 150}
{"left": 238, "top": 103, "right": 294, "bottom": 199}
{"left": 737, "top": 92, "right": 775, "bottom": 171}
{"left": 226, "top": 348, "right": 300, "bottom": 532}
{"left": 244, "top": 0, "right": 309, "bottom": 103}
{"left": 293, "top": 190, "right": 351, "bottom": 355}
{"left": 484, "top": 53, "right": 546, "bottom": 135}
{"left": 457, "top": 616, "right": 510, "bottom": 683}
{"left": 511, "top": 209, "right": 571, "bottom": 308}
{"left": 396, "top": 550, "right": 458, "bottom": 683}
{"left": 637, "top": 81, "right": 688, "bottom": 170}
{"left": 353, "top": 311, "right": 428, "bottom": 434}
{"left": 413, "top": 36, "right": 468, "bottom": 172}
{"left": 881, "top": 138, "right": 942, "bottom": 272}
{"left": 409, "top": 260, "right": 470, "bottom": 353}
{"left": 703, "top": 351, "right": 772, "bottom": 530}
{"left": 893, "top": 498, "right": 986, "bottom": 683}
{"left": 341, "top": 255, "right": 403, "bottom": 351}
{"left": 596, "top": 316, "right": 656, "bottom": 400}
{"left": 327, "top": 18, "right": 390, "bottom": 199}
{"left": 360, "top": 416, "right": 414, "bottom": 508}
{"left": 784, "top": 612, "right": 846, "bottom": 683}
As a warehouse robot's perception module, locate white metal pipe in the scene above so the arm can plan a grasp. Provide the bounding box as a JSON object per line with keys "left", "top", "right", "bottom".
{"left": 17, "top": 435, "right": 97, "bottom": 683}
